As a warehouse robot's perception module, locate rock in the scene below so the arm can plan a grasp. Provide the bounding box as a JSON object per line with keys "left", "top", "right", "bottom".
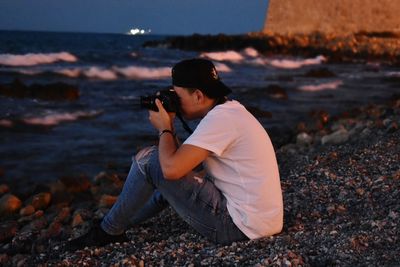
{"left": 11, "top": 254, "right": 30, "bottom": 267}
{"left": 360, "top": 128, "right": 372, "bottom": 137}
{"left": 29, "top": 192, "right": 51, "bottom": 210}
{"left": 0, "top": 184, "right": 10, "bottom": 195}
{"left": 386, "top": 121, "right": 398, "bottom": 133}
{"left": 98, "top": 194, "right": 118, "bottom": 208}
{"left": 54, "top": 207, "right": 71, "bottom": 224}
{"left": 43, "top": 221, "right": 63, "bottom": 239}
{"left": 19, "top": 205, "right": 36, "bottom": 216}
{"left": 26, "top": 216, "right": 48, "bottom": 232}
{"left": 0, "top": 221, "right": 18, "bottom": 243}
{"left": 93, "top": 172, "right": 124, "bottom": 196}
{"left": 71, "top": 213, "right": 84, "bottom": 227}
{"left": 49, "top": 180, "right": 73, "bottom": 204}
{"left": 310, "top": 110, "right": 330, "bottom": 126}
{"left": 321, "top": 128, "right": 350, "bottom": 145}
{"left": 94, "top": 171, "right": 120, "bottom": 185}
{"left": 18, "top": 210, "right": 44, "bottom": 224}
{"left": 296, "top": 132, "right": 313, "bottom": 145}
{"left": 59, "top": 175, "right": 91, "bottom": 193}
{"left": 0, "top": 254, "right": 9, "bottom": 266}
{"left": 0, "top": 79, "right": 79, "bottom": 101}
{"left": 11, "top": 231, "right": 37, "bottom": 254}
{"left": 73, "top": 208, "right": 93, "bottom": 221}
{"left": 0, "top": 194, "right": 22, "bottom": 215}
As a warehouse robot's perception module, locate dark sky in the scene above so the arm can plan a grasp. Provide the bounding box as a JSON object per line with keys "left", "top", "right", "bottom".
{"left": 0, "top": 0, "right": 269, "bottom": 35}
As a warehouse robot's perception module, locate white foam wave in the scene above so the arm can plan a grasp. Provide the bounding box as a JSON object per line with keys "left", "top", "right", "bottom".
{"left": 242, "top": 47, "right": 259, "bottom": 58}
{"left": 0, "top": 119, "right": 13, "bottom": 127}
{"left": 114, "top": 66, "right": 171, "bottom": 79}
{"left": 201, "top": 50, "right": 244, "bottom": 62}
{"left": 268, "top": 55, "right": 326, "bottom": 69}
{"left": 0, "top": 52, "right": 78, "bottom": 66}
{"left": 5, "top": 65, "right": 172, "bottom": 80}
{"left": 55, "top": 68, "right": 81, "bottom": 78}
{"left": 386, "top": 72, "right": 400, "bottom": 77}
{"left": 298, "top": 80, "right": 343, "bottom": 92}
{"left": 22, "top": 110, "right": 102, "bottom": 126}
{"left": 214, "top": 62, "right": 232, "bottom": 73}
{"left": 83, "top": 67, "right": 118, "bottom": 80}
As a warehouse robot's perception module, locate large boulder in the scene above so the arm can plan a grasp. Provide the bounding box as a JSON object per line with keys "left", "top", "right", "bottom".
{"left": 0, "top": 79, "right": 79, "bottom": 101}
{"left": 264, "top": 0, "right": 400, "bottom": 35}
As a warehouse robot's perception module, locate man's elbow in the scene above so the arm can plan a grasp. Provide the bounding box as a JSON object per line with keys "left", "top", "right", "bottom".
{"left": 161, "top": 167, "right": 183, "bottom": 180}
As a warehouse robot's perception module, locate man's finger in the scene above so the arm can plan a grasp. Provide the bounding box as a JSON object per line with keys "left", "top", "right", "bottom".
{"left": 155, "top": 99, "right": 166, "bottom": 112}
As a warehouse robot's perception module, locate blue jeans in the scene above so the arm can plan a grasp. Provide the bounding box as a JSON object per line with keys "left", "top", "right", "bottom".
{"left": 101, "top": 146, "right": 248, "bottom": 245}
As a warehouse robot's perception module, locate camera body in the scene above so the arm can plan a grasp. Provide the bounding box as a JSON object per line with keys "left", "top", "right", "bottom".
{"left": 140, "top": 88, "right": 180, "bottom": 112}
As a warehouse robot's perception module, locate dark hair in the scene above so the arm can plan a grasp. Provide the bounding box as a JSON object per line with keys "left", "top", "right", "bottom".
{"left": 172, "top": 58, "right": 232, "bottom": 99}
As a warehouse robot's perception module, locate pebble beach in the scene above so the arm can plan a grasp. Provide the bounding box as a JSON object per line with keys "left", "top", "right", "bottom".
{"left": 1, "top": 33, "right": 400, "bottom": 266}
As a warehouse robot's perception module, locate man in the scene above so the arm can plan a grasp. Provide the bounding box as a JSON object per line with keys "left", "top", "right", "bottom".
{"left": 67, "top": 58, "right": 283, "bottom": 250}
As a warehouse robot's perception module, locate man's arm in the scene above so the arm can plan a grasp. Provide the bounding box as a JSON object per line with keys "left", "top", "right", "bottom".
{"left": 159, "top": 133, "right": 209, "bottom": 179}
{"left": 149, "top": 99, "right": 210, "bottom": 180}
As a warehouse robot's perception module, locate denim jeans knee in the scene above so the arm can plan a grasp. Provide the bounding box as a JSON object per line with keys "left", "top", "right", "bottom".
{"left": 134, "top": 145, "right": 158, "bottom": 176}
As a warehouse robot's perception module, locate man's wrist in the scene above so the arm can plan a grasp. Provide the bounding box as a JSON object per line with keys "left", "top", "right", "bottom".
{"left": 159, "top": 129, "right": 175, "bottom": 138}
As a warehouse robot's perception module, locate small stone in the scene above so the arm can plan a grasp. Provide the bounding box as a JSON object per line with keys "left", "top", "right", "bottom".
{"left": 71, "top": 213, "right": 84, "bottom": 227}
{"left": 0, "top": 184, "right": 10, "bottom": 195}
{"left": 44, "top": 221, "right": 63, "bottom": 238}
{"left": 30, "top": 192, "right": 51, "bottom": 210}
{"left": 360, "top": 128, "right": 372, "bottom": 137}
{"left": 356, "top": 188, "right": 365, "bottom": 196}
{"left": 321, "top": 128, "right": 349, "bottom": 145}
{"left": 0, "top": 221, "right": 18, "bottom": 243}
{"left": 296, "top": 132, "right": 313, "bottom": 145}
{"left": 54, "top": 207, "right": 71, "bottom": 223}
{"left": 0, "top": 254, "right": 9, "bottom": 266}
{"left": 59, "top": 175, "right": 91, "bottom": 193}
{"left": 98, "top": 194, "right": 118, "bottom": 208}
{"left": 0, "top": 194, "right": 22, "bottom": 215}
{"left": 386, "top": 122, "right": 398, "bottom": 133}
{"left": 382, "top": 118, "right": 392, "bottom": 127}
{"left": 19, "top": 205, "right": 36, "bottom": 216}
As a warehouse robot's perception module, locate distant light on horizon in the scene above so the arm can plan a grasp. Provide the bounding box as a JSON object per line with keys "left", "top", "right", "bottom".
{"left": 127, "top": 28, "right": 151, "bottom": 35}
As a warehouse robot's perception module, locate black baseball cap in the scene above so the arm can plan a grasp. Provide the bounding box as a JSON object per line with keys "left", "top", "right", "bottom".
{"left": 172, "top": 58, "right": 232, "bottom": 98}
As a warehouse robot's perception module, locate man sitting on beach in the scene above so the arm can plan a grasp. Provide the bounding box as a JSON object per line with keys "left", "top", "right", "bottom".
{"left": 67, "top": 58, "right": 283, "bottom": 250}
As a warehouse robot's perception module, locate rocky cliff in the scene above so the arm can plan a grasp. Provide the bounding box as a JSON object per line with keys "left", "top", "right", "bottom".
{"left": 264, "top": 0, "right": 400, "bottom": 35}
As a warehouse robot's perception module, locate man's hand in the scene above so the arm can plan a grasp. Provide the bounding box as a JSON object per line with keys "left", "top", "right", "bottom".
{"left": 148, "top": 99, "right": 176, "bottom": 131}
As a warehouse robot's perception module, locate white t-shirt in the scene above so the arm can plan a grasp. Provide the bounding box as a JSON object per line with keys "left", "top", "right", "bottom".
{"left": 183, "top": 100, "right": 283, "bottom": 239}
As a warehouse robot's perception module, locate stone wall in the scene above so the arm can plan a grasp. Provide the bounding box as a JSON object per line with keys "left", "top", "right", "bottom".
{"left": 264, "top": 0, "right": 400, "bottom": 35}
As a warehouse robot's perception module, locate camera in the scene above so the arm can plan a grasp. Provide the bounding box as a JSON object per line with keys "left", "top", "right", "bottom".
{"left": 140, "top": 87, "right": 180, "bottom": 112}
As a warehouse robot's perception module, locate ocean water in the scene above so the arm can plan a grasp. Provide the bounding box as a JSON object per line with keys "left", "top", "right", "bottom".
{"left": 0, "top": 30, "right": 399, "bottom": 182}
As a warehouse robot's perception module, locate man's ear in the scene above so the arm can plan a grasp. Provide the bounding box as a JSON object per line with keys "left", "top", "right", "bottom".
{"left": 194, "top": 89, "right": 204, "bottom": 103}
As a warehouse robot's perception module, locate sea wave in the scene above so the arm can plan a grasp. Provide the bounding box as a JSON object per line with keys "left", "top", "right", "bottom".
{"left": 265, "top": 55, "right": 327, "bottom": 69}
{"left": 248, "top": 55, "right": 326, "bottom": 69}
{"left": 201, "top": 50, "right": 244, "bottom": 62}
{"left": 298, "top": 80, "right": 343, "bottom": 92}
{"left": 200, "top": 47, "right": 326, "bottom": 69}
{"left": 0, "top": 52, "right": 78, "bottom": 66}
{"left": 1, "top": 65, "right": 174, "bottom": 80}
{"left": 84, "top": 67, "right": 119, "bottom": 80}
{"left": 22, "top": 110, "right": 102, "bottom": 126}
{"left": 0, "top": 119, "right": 13, "bottom": 127}
{"left": 113, "top": 66, "right": 171, "bottom": 79}
{"left": 213, "top": 62, "right": 232, "bottom": 72}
